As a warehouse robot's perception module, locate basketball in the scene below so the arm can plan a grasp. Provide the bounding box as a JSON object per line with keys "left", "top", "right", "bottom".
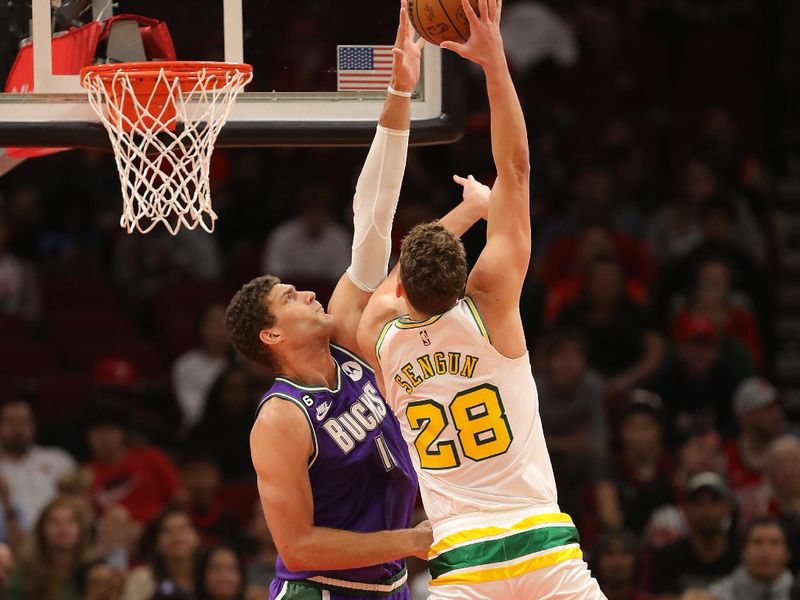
{"left": 408, "top": 0, "right": 481, "bottom": 46}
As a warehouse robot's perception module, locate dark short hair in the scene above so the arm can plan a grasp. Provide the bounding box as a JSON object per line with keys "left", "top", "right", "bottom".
{"left": 194, "top": 544, "right": 246, "bottom": 600}
{"left": 225, "top": 275, "right": 281, "bottom": 370}
{"left": 741, "top": 516, "right": 789, "bottom": 550}
{"left": 399, "top": 222, "right": 467, "bottom": 316}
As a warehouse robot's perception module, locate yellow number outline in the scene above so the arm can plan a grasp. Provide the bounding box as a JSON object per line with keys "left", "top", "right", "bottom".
{"left": 405, "top": 385, "right": 512, "bottom": 470}
{"left": 406, "top": 400, "right": 461, "bottom": 470}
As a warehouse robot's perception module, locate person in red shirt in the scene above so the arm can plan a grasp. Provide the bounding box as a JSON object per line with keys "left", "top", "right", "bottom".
{"left": 85, "top": 396, "right": 181, "bottom": 525}
{"left": 724, "top": 377, "right": 784, "bottom": 527}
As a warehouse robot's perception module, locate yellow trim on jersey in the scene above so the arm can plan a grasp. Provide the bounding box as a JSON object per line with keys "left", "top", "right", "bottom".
{"left": 375, "top": 318, "right": 398, "bottom": 360}
{"left": 395, "top": 313, "right": 444, "bottom": 329}
{"left": 429, "top": 512, "right": 574, "bottom": 557}
{"left": 463, "top": 296, "right": 491, "bottom": 342}
{"left": 429, "top": 546, "right": 583, "bottom": 587}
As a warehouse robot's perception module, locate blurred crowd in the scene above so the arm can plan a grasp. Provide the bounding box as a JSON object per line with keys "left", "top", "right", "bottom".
{"left": 0, "top": 0, "right": 797, "bottom": 599}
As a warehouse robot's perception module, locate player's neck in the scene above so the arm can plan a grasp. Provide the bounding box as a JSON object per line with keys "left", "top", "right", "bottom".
{"left": 277, "top": 342, "right": 337, "bottom": 389}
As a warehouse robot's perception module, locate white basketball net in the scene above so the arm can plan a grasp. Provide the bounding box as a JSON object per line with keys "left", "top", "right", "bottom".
{"left": 82, "top": 65, "right": 252, "bottom": 234}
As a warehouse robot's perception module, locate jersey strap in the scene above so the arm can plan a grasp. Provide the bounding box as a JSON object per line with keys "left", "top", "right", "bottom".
{"left": 375, "top": 317, "right": 399, "bottom": 360}
{"left": 256, "top": 392, "right": 320, "bottom": 468}
{"left": 427, "top": 512, "right": 580, "bottom": 586}
{"left": 462, "top": 296, "right": 491, "bottom": 342}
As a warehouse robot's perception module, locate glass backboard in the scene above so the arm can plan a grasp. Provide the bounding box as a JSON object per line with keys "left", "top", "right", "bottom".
{"left": 0, "top": 0, "right": 464, "bottom": 149}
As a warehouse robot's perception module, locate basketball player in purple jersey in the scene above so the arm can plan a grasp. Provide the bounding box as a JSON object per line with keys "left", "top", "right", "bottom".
{"left": 224, "top": 4, "right": 488, "bottom": 599}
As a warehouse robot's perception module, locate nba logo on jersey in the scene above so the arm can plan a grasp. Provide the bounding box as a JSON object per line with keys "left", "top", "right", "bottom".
{"left": 342, "top": 361, "right": 363, "bottom": 381}
{"left": 420, "top": 330, "right": 431, "bottom": 346}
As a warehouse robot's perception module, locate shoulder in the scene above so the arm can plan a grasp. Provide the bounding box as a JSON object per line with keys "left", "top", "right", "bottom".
{"left": 33, "top": 446, "right": 75, "bottom": 468}
{"left": 331, "top": 343, "right": 375, "bottom": 374}
{"left": 251, "top": 396, "right": 316, "bottom": 467}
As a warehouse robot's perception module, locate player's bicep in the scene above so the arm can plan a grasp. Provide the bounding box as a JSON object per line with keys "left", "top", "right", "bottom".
{"left": 250, "top": 401, "right": 315, "bottom": 557}
{"left": 328, "top": 273, "right": 372, "bottom": 349}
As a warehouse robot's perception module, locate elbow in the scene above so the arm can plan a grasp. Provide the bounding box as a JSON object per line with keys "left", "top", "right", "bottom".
{"left": 501, "top": 154, "right": 531, "bottom": 184}
{"left": 279, "top": 543, "right": 310, "bottom": 572}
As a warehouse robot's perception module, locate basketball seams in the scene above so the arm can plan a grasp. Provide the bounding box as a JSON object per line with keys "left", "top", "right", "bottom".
{"left": 437, "top": 0, "right": 468, "bottom": 43}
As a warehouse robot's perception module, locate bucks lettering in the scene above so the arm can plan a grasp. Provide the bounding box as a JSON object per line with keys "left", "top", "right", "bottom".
{"left": 393, "top": 351, "right": 479, "bottom": 395}
{"left": 322, "top": 382, "right": 388, "bottom": 453}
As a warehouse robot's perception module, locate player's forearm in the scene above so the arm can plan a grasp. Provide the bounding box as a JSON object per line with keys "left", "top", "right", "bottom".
{"left": 283, "top": 526, "right": 426, "bottom": 572}
{"left": 378, "top": 88, "right": 411, "bottom": 131}
{"left": 439, "top": 198, "right": 484, "bottom": 237}
{"left": 483, "top": 59, "right": 530, "bottom": 181}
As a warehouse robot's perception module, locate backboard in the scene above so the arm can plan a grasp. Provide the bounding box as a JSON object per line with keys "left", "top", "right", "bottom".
{"left": 0, "top": 0, "right": 465, "bottom": 149}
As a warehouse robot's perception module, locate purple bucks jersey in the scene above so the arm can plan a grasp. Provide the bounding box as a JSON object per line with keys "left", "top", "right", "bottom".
{"left": 256, "top": 343, "right": 418, "bottom": 585}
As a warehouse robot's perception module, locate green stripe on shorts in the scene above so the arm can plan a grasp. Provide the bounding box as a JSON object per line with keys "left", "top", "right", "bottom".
{"left": 429, "top": 525, "right": 580, "bottom": 580}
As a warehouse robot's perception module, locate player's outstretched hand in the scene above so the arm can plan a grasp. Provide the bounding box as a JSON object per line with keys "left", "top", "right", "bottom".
{"left": 411, "top": 519, "right": 433, "bottom": 559}
{"left": 440, "top": 0, "right": 505, "bottom": 70}
{"left": 391, "top": 0, "right": 426, "bottom": 93}
{"left": 453, "top": 174, "right": 491, "bottom": 221}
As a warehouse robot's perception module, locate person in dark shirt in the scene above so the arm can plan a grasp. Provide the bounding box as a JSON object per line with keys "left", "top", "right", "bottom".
{"left": 556, "top": 255, "right": 663, "bottom": 396}
{"left": 649, "top": 472, "right": 738, "bottom": 598}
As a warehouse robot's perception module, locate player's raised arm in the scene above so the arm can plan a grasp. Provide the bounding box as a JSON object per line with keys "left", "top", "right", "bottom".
{"left": 251, "top": 400, "right": 431, "bottom": 570}
{"left": 327, "top": 1, "right": 425, "bottom": 351}
{"left": 356, "top": 176, "right": 490, "bottom": 381}
{"left": 442, "top": 0, "right": 531, "bottom": 357}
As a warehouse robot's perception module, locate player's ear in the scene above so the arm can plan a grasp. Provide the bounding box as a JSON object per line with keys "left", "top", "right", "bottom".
{"left": 395, "top": 279, "right": 404, "bottom": 299}
{"left": 259, "top": 328, "right": 282, "bottom": 347}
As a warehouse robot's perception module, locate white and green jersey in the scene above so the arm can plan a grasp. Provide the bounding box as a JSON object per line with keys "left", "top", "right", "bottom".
{"left": 376, "top": 298, "right": 583, "bottom": 589}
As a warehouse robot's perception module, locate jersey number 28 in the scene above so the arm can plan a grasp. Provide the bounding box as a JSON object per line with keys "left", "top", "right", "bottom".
{"left": 405, "top": 384, "right": 512, "bottom": 470}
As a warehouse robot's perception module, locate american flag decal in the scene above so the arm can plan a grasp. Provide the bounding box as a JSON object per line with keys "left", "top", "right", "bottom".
{"left": 337, "top": 45, "right": 394, "bottom": 91}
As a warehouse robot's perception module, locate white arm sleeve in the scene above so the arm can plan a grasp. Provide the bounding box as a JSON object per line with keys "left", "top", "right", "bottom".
{"left": 346, "top": 125, "right": 410, "bottom": 292}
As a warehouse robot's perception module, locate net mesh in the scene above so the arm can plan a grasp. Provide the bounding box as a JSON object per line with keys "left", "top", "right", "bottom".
{"left": 82, "top": 63, "right": 252, "bottom": 234}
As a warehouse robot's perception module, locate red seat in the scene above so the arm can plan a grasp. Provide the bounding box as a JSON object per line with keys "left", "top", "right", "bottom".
{"left": 0, "top": 314, "right": 31, "bottom": 340}
{"left": 60, "top": 337, "right": 168, "bottom": 380}
{"left": 51, "top": 307, "right": 137, "bottom": 341}
{"left": 35, "top": 372, "right": 92, "bottom": 425}
{"left": 218, "top": 482, "right": 259, "bottom": 526}
{"left": 0, "top": 340, "right": 56, "bottom": 380}
{"left": 150, "top": 282, "right": 232, "bottom": 357}
{"left": 42, "top": 276, "right": 118, "bottom": 315}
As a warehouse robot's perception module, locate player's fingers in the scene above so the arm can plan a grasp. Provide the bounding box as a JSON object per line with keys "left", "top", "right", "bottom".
{"left": 440, "top": 40, "right": 468, "bottom": 57}
{"left": 479, "top": 0, "right": 490, "bottom": 22}
{"left": 495, "top": 0, "right": 503, "bottom": 21}
{"left": 396, "top": 7, "right": 409, "bottom": 46}
{"left": 486, "top": 0, "right": 497, "bottom": 21}
{"left": 392, "top": 48, "right": 406, "bottom": 64}
{"left": 415, "top": 36, "right": 426, "bottom": 52}
{"left": 461, "top": 0, "right": 480, "bottom": 28}
{"left": 468, "top": 174, "right": 476, "bottom": 181}
{"left": 453, "top": 174, "right": 469, "bottom": 187}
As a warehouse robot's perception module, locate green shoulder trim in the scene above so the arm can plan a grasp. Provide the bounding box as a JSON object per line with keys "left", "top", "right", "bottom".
{"left": 395, "top": 312, "right": 444, "bottom": 330}
{"left": 260, "top": 393, "right": 319, "bottom": 468}
{"left": 463, "top": 296, "right": 491, "bottom": 343}
{"left": 375, "top": 317, "right": 399, "bottom": 361}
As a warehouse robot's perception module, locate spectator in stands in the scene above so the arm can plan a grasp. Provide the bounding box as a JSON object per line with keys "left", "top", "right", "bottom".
{"left": 0, "top": 543, "right": 14, "bottom": 595}
{"left": 261, "top": 185, "right": 350, "bottom": 284}
{"left": 178, "top": 449, "right": 241, "bottom": 546}
{"left": 708, "top": 517, "right": 793, "bottom": 600}
{"left": 6, "top": 496, "right": 89, "bottom": 600}
{"left": 612, "top": 391, "right": 675, "bottom": 534}
{"left": 85, "top": 397, "right": 181, "bottom": 525}
{"left": 244, "top": 503, "right": 277, "bottom": 597}
{"left": 0, "top": 397, "right": 76, "bottom": 530}
{"left": 647, "top": 159, "right": 764, "bottom": 265}
{"left": 725, "top": 378, "right": 784, "bottom": 526}
{"left": 0, "top": 215, "right": 42, "bottom": 323}
{"left": 644, "top": 432, "right": 725, "bottom": 548}
{"left": 672, "top": 256, "right": 762, "bottom": 368}
{"left": 764, "top": 435, "right": 800, "bottom": 569}
{"left": 194, "top": 545, "right": 246, "bottom": 600}
{"left": 172, "top": 304, "right": 232, "bottom": 432}
{"left": 500, "top": 0, "right": 578, "bottom": 73}
{"left": 186, "top": 365, "right": 259, "bottom": 481}
{"left": 535, "top": 329, "right": 611, "bottom": 524}
{"left": 649, "top": 472, "right": 738, "bottom": 598}
{"left": 647, "top": 313, "right": 749, "bottom": 442}
{"left": 556, "top": 255, "right": 664, "bottom": 395}
{"left": 592, "top": 528, "right": 653, "bottom": 600}
{"left": 123, "top": 507, "right": 200, "bottom": 600}
{"left": 76, "top": 559, "right": 125, "bottom": 600}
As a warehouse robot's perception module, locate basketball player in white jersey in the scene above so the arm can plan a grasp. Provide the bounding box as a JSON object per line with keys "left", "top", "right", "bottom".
{"left": 356, "top": 0, "right": 607, "bottom": 597}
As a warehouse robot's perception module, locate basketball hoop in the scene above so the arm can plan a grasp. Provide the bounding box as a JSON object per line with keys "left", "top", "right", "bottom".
{"left": 81, "top": 61, "right": 253, "bottom": 234}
